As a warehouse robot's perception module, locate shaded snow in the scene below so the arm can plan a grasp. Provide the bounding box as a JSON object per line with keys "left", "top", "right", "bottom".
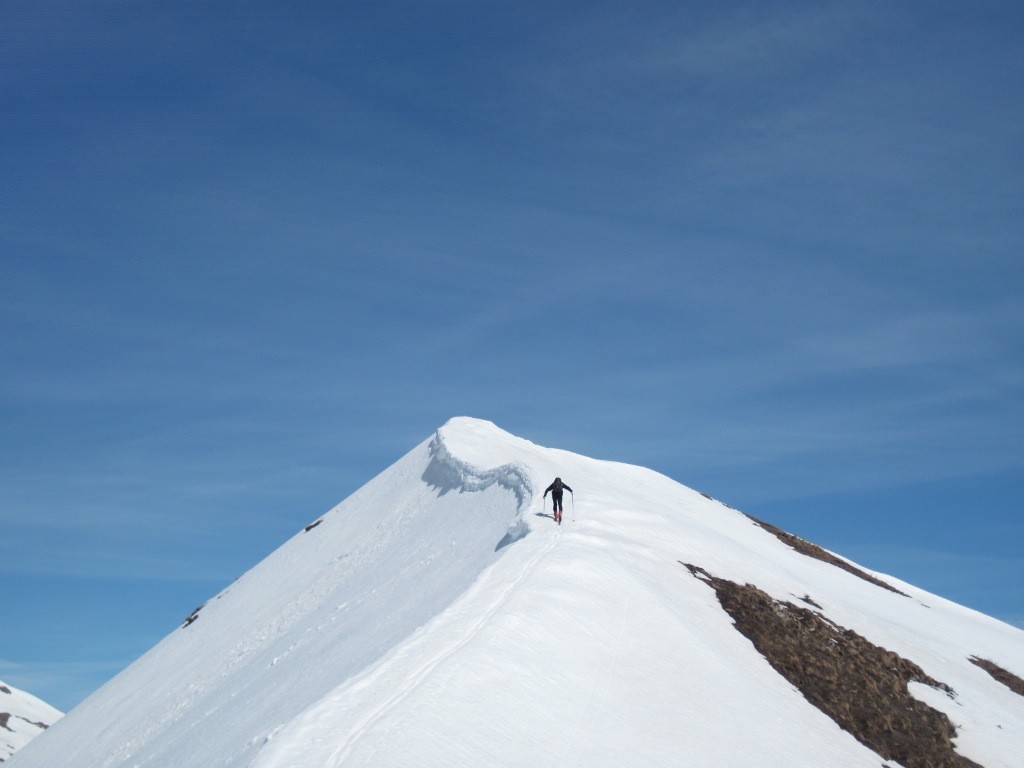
{"left": 11, "top": 418, "right": 1024, "bottom": 767}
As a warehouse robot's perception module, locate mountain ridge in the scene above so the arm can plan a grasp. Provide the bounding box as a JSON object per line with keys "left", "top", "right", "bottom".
{"left": 11, "top": 417, "right": 1023, "bottom": 767}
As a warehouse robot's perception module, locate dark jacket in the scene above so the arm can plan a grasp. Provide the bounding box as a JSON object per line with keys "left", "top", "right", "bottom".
{"left": 544, "top": 479, "right": 573, "bottom": 497}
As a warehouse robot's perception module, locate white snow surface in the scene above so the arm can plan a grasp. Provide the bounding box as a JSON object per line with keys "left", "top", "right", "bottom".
{"left": 12, "top": 417, "right": 1024, "bottom": 767}
{"left": 0, "top": 680, "right": 62, "bottom": 762}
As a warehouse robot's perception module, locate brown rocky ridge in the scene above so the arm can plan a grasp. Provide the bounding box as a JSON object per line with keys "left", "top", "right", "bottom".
{"left": 681, "top": 562, "right": 981, "bottom": 768}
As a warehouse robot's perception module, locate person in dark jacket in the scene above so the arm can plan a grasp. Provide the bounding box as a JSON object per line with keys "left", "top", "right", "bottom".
{"left": 543, "top": 477, "right": 573, "bottom": 524}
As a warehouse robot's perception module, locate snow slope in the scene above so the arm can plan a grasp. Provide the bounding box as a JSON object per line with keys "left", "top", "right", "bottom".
{"left": 0, "top": 681, "right": 61, "bottom": 762}
{"left": 12, "top": 418, "right": 1024, "bottom": 767}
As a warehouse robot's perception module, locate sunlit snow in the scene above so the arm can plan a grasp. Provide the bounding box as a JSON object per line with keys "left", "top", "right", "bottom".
{"left": 11, "top": 418, "right": 1023, "bottom": 767}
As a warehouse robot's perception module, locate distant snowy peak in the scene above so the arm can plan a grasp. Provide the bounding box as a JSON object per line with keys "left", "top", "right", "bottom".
{"left": 0, "top": 681, "right": 61, "bottom": 762}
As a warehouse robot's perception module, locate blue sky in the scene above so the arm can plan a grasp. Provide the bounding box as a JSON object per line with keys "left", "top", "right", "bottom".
{"left": 2, "top": 2, "right": 1022, "bottom": 711}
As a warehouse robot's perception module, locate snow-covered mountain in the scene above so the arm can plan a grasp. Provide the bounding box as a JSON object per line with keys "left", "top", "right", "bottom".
{"left": 0, "top": 681, "right": 61, "bottom": 762}
{"left": 12, "top": 418, "right": 1023, "bottom": 767}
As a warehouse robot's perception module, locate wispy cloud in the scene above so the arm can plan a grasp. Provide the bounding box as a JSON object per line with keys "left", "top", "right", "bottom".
{"left": 2, "top": 2, "right": 1021, "bottom": 711}
{"left": 640, "top": 4, "right": 868, "bottom": 82}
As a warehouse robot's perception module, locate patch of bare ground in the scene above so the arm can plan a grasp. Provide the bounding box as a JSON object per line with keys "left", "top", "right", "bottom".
{"left": 681, "top": 562, "right": 980, "bottom": 768}
{"left": 970, "top": 656, "right": 1024, "bottom": 697}
{"left": 744, "top": 514, "right": 907, "bottom": 597}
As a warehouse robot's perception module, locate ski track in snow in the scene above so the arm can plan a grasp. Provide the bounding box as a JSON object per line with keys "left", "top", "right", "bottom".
{"left": 255, "top": 502, "right": 562, "bottom": 768}
{"left": 329, "top": 525, "right": 561, "bottom": 766}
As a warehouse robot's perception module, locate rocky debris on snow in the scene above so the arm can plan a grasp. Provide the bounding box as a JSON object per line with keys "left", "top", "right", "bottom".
{"left": 969, "top": 656, "right": 1024, "bottom": 697}
{"left": 303, "top": 519, "right": 323, "bottom": 532}
{"left": 0, "top": 697, "right": 57, "bottom": 764}
{"left": 797, "top": 593, "right": 823, "bottom": 609}
{"left": 0, "top": 713, "right": 47, "bottom": 732}
{"left": 744, "top": 514, "right": 907, "bottom": 596}
{"left": 681, "top": 562, "right": 979, "bottom": 768}
{"left": 182, "top": 603, "right": 205, "bottom": 628}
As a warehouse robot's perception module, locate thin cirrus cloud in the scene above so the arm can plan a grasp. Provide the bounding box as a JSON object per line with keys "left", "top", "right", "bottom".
{"left": 1, "top": 2, "right": 1021, "bottom": 712}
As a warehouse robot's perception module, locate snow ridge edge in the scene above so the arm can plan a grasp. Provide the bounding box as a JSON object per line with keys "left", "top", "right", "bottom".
{"left": 422, "top": 430, "right": 534, "bottom": 511}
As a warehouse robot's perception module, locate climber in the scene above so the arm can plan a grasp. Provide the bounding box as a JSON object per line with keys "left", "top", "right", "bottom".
{"left": 543, "top": 477, "right": 573, "bottom": 525}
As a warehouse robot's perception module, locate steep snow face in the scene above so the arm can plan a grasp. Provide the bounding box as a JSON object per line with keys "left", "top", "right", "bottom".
{"left": 0, "top": 681, "right": 61, "bottom": 762}
{"left": 12, "top": 418, "right": 1024, "bottom": 768}
{"left": 11, "top": 422, "right": 530, "bottom": 768}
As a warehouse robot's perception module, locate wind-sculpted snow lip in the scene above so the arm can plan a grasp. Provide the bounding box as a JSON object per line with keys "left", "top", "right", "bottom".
{"left": 422, "top": 430, "right": 535, "bottom": 551}
{"left": 422, "top": 431, "right": 534, "bottom": 510}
